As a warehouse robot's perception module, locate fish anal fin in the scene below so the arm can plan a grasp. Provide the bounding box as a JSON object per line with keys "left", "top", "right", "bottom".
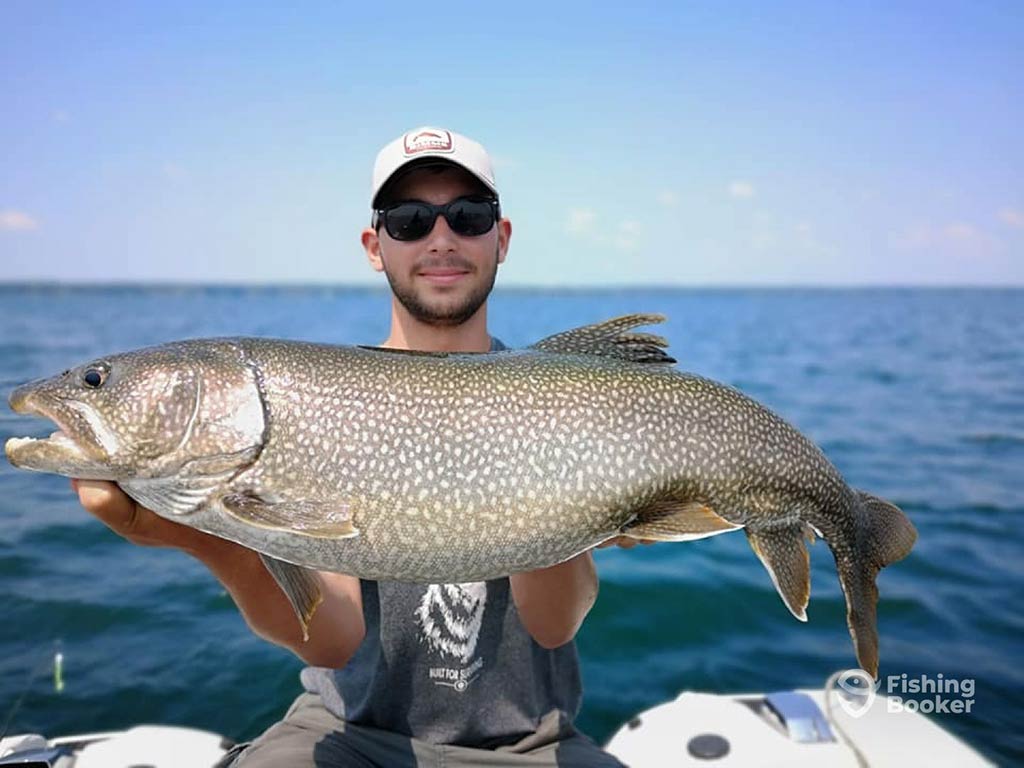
{"left": 747, "top": 526, "right": 812, "bottom": 622}
{"left": 221, "top": 494, "right": 359, "bottom": 539}
{"left": 624, "top": 499, "right": 742, "bottom": 541}
{"left": 259, "top": 554, "right": 323, "bottom": 641}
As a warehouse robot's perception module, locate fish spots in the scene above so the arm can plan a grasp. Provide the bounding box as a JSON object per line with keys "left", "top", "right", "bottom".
{"left": 200, "top": 339, "right": 853, "bottom": 582}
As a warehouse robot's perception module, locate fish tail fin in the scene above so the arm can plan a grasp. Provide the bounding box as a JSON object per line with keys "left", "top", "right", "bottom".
{"left": 836, "top": 491, "right": 917, "bottom": 678}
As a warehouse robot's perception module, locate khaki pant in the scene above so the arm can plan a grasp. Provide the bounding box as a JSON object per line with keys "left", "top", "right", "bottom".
{"left": 226, "top": 693, "right": 626, "bottom": 768}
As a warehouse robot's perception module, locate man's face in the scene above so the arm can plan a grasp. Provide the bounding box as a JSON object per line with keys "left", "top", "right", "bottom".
{"left": 364, "top": 166, "right": 510, "bottom": 327}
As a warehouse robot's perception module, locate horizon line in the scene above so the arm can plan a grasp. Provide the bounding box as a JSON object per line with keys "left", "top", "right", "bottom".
{"left": 0, "top": 280, "right": 1021, "bottom": 291}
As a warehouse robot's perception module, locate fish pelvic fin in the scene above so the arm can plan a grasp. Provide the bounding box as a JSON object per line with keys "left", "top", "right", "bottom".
{"left": 837, "top": 491, "right": 918, "bottom": 679}
{"left": 746, "top": 524, "right": 816, "bottom": 622}
{"left": 259, "top": 554, "right": 323, "bottom": 641}
{"left": 531, "top": 314, "right": 676, "bottom": 365}
{"left": 623, "top": 499, "right": 742, "bottom": 541}
{"left": 221, "top": 493, "right": 360, "bottom": 539}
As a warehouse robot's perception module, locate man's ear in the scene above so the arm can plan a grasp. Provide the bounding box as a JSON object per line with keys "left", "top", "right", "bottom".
{"left": 362, "top": 227, "right": 385, "bottom": 272}
{"left": 497, "top": 218, "right": 512, "bottom": 265}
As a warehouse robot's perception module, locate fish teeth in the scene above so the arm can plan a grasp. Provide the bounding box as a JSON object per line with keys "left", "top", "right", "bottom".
{"left": 5, "top": 433, "right": 80, "bottom": 453}
{"left": 5, "top": 436, "right": 38, "bottom": 450}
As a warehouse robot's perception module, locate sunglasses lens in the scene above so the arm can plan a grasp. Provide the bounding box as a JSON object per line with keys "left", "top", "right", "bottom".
{"left": 384, "top": 203, "right": 435, "bottom": 241}
{"left": 381, "top": 198, "right": 497, "bottom": 241}
{"left": 445, "top": 199, "right": 496, "bottom": 236}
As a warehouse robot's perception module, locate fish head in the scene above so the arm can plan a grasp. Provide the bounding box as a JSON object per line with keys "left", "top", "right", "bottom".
{"left": 5, "top": 340, "right": 265, "bottom": 482}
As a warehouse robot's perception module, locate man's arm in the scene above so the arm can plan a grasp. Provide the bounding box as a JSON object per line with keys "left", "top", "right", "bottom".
{"left": 510, "top": 535, "right": 655, "bottom": 648}
{"left": 509, "top": 552, "right": 598, "bottom": 649}
{"left": 73, "top": 480, "right": 365, "bottom": 668}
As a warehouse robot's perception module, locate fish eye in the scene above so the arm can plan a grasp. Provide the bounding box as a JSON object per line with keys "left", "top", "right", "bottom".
{"left": 82, "top": 365, "right": 108, "bottom": 389}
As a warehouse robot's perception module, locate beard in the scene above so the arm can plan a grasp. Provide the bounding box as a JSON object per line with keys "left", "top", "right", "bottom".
{"left": 381, "top": 248, "right": 500, "bottom": 327}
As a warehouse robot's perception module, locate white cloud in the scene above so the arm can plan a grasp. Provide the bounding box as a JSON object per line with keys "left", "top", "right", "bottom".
{"left": 657, "top": 190, "right": 679, "bottom": 207}
{"left": 944, "top": 222, "right": 977, "bottom": 240}
{"left": 750, "top": 231, "right": 777, "bottom": 250}
{"left": 891, "top": 221, "right": 1000, "bottom": 255}
{"left": 614, "top": 220, "right": 641, "bottom": 252}
{"left": 52, "top": 109, "right": 70, "bottom": 123}
{"left": 162, "top": 162, "right": 188, "bottom": 182}
{"left": 728, "top": 180, "right": 756, "bottom": 199}
{"left": 565, "top": 209, "right": 643, "bottom": 251}
{"left": 998, "top": 207, "right": 1024, "bottom": 229}
{"left": 566, "top": 207, "right": 597, "bottom": 236}
{"left": 891, "top": 225, "right": 931, "bottom": 250}
{"left": 0, "top": 210, "right": 39, "bottom": 231}
{"left": 489, "top": 154, "right": 517, "bottom": 170}
{"left": 745, "top": 216, "right": 837, "bottom": 259}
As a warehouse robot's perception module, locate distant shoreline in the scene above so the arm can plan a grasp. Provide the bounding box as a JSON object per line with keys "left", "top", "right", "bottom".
{"left": 0, "top": 282, "right": 1020, "bottom": 292}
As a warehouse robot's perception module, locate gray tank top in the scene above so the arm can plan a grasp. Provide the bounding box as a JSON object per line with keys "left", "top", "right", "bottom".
{"left": 300, "top": 337, "right": 583, "bottom": 746}
{"left": 301, "top": 578, "right": 583, "bottom": 746}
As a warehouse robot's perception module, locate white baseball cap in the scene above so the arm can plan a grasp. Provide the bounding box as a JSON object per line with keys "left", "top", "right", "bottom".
{"left": 371, "top": 127, "right": 498, "bottom": 208}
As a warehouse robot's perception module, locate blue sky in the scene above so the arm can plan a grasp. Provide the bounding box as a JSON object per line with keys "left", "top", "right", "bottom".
{"left": 2, "top": 1, "right": 1021, "bottom": 286}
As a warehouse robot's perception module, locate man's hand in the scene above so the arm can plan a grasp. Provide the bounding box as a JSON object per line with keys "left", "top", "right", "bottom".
{"left": 71, "top": 479, "right": 366, "bottom": 666}
{"left": 71, "top": 479, "right": 212, "bottom": 552}
{"left": 595, "top": 535, "right": 657, "bottom": 550}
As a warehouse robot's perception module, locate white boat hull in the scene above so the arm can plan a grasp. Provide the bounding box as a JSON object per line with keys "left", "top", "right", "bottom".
{"left": 604, "top": 687, "right": 991, "bottom": 767}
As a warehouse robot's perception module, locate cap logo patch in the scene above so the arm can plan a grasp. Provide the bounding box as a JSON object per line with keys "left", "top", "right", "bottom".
{"left": 404, "top": 129, "right": 454, "bottom": 156}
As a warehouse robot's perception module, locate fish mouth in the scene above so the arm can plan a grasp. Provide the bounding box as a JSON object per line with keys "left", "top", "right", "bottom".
{"left": 5, "top": 387, "right": 116, "bottom": 479}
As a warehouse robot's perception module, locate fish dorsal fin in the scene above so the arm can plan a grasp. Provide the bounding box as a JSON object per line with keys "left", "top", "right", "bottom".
{"left": 221, "top": 493, "right": 360, "bottom": 539}
{"left": 530, "top": 314, "right": 675, "bottom": 364}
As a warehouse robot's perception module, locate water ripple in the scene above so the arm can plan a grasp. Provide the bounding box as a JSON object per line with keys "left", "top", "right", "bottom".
{"left": 0, "top": 286, "right": 1020, "bottom": 763}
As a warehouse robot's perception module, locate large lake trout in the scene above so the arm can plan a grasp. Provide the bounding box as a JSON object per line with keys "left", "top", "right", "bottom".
{"left": 6, "top": 315, "right": 915, "bottom": 676}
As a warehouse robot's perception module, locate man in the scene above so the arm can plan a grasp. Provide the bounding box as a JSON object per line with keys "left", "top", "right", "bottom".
{"left": 74, "top": 127, "right": 630, "bottom": 767}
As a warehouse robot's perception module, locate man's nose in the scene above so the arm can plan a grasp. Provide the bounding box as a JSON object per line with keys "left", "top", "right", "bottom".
{"left": 425, "top": 213, "right": 458, "bottom": 251}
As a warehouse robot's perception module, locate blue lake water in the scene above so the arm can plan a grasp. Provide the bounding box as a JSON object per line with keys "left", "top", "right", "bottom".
{"left": 0, "top": 285, "right": 1020, "bottom": 763}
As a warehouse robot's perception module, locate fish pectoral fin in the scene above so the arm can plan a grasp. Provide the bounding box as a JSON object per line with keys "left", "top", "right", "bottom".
{"left": 221, "top": 494, "right": 359, "bottom": 539}
{"left": 531, "top": 314, "right": 676, "bottom": 365}
{"left": 623, "top": 499, "right": 742, "bottom": 541}
{"left": 120, "top": 476, "right": 214, "bottom": 517}
{"left": 259, "top": 554, "right": 323, "bottom": 641}
{"left": 746, "top": 525, "right": 813, "bottom": 622}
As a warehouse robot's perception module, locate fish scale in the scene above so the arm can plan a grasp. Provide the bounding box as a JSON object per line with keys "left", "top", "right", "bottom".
{"left": 6, "top": 314, "right": 916, "bottom": 677}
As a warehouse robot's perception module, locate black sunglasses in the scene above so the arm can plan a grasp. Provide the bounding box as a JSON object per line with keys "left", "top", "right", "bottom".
{"left": 373, "top": 196, "right": 500, "bottom": 242}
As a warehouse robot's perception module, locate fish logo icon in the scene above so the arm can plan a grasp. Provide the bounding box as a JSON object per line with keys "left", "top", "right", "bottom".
{"left": 835, "top": 668, "right": 880, "bottom": 718}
